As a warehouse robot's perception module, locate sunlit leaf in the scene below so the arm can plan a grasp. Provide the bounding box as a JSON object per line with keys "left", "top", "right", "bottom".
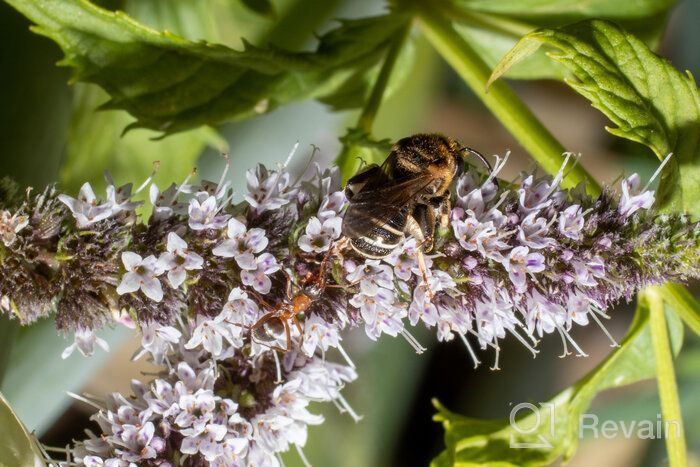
{"left": 662, "top": 283, "right": 700, "bottom": 336}
{"left": 489, "top": 19, "right": 700, "bottom": 216}
{"left": 6, "top": 0, "right": 410, "bottom": 136}
{"left": 432, "top": 299, "right": 684, "bottom": 466}
{"left": 0, "top": 390, "right": 45, "bottom": 467}
{"left": 444, "top": 0, "right": 675, "bottom": 80}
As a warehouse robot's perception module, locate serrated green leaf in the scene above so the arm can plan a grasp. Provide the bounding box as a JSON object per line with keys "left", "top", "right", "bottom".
{"left": 442, "top": 0, "right": 675, "bottom": 80}
{"left": 5, "top": 0, "right": 409, "bottom": 136}
{"left": 432, "top": 297, "right": 684, "bottom": 466}
{"left": 489, "top": 20, "right": 700, "bottom": 216}
{"left": 0, "top": 390, "right": 45, "bottom": 467}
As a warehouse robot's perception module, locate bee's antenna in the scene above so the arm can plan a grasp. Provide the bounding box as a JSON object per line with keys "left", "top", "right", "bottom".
{"left": 460, "top": 146, "right": 492, "bottom": 172}
{"left": 461, "top": 146, "right": 498, "bottom": 187}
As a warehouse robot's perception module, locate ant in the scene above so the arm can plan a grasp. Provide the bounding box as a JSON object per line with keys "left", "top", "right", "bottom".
{"left": 247, "top": 241, "right": 345, "bottom": 352}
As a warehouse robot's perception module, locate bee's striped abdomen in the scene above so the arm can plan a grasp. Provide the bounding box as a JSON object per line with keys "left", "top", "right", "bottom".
{"left": 343, "top": 206, "right": 407, "bottom": 258}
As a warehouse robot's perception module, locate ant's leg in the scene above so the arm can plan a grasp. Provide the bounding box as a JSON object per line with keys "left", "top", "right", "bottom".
{"left": 284, "top": 320, "right": 293, "bottom": 352}
{"left": 293, "top": 316, "right": 304, "bottom": 349}
{"left": 248, "top": 289, "right": 276, "bottom": 310}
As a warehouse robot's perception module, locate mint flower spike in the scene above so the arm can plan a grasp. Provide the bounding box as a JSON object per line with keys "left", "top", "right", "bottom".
{"left": 1, "top": 142, "right": 698, "bottom": 465}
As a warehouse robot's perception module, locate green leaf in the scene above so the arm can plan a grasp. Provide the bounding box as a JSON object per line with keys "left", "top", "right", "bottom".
{"left": 489, "top": 20, "right": 700, "bottom": 216}
{"left": 240, "top": 0, "right": 276, "bottom": 19}
{"left": 6, "top": 0, "right": 410, "bottom": 136}
{"left": 661, "top": 283, "right": 700, "bottom": 336}
{"left": 440, "top": 0, "right": 675, "bottom": 80}
{"left": 0, "top": 390, "right": 45, "bottom": 467}
{"left": 432, "top": 298, "right": 684, "bottom": 466}
{"left": 61, "top": 84, "right": 225, "bottom": 194}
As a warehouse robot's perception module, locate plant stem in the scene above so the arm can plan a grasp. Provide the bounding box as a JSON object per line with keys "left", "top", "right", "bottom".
{"left": 416, "top": 5, "right": 601, "bottom": 194}
{"left": 647, "top": 286, "right": 687, "bottom": 467}
{"left": 335, "top": 24, "right": 410, "bottom": 180}
{"left": 0, "top": 318, "right": 18, "bottom": 388}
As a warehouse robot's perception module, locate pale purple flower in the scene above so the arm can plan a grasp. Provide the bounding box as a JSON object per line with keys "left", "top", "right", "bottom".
{"left": 188, "top": 192, "right": 229, "bottom": 231}
{"left": 149, "top": 182, "right": 187, "bottom": 221}
{"left": 350, "top": 288, "right": 404, "bottom": 340}
{"left": 619, "top": 174, "right": 655, "bottom": 218}
{"left": 346, "top": 260, "right": 394, "bottom": 296}
{"left": 134, "top": 322, "right": 181, "bottom": 364}
{"left": 240, "top": 253, "right": 280, "bottom": 294}
{"left": 317, "top": 191, "right": 346, "bottom": 221}
{"left": 221, "top": 287, "right": 261, "bottom": 327}
{"left": 58, "top": 182, "right": 114, "bottom": 228}
{"left": 116, "top": 252, "right": 164, "bottom": 302}
{"left": 62, "top": 328, "right": 110, "bottom": 359}
{"left": 558, "top": 204, "right": 585, "bottom": 240}
{"left": 504, "top": 246, "right": 545, "bottom": 292}
{"left": 212, "top": 218, "right": 268, "bottom": 270}
{"left": 180, "top": 424, "right": 227, "bottom": 461}
{"left": 298, "top": 216, "right": 341, "bottom": 253}
{"left": 518, "top": 212, "right": 555, "bottom": 249}
{"left": 118, "top": 422, "right": 158, "bottom": 462}
{"left": 245, "top": 164, "right": 295, "bottom": 213}
{"left": 157, "top": 232, "right": 204, "bottom": 288}
{"left": 0, "top": 210, "right": 28, "bottom": 247}
{"left": 104, "top": 178, "right": 143, "bottom": 216}
{"left": 301, "top": 314, "right": 342, "bottom": 356}
{"left": 185, "top": 315, "right": 242, "bottom": 358}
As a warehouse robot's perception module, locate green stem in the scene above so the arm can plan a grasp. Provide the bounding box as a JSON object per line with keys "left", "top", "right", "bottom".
{"left": 0, "top": 318, "right": 18, "bottom": 388}
{"left": 416, "top": 6, "right": 601, "bottom": 194}
{"left": 647, "top": 286, "right": 687, "bottom": 467}
{"left": 335, "top": 24, "right": 410, "bottom": 180}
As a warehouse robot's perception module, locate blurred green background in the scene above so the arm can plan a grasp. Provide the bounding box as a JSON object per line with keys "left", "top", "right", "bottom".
{"left": 1, "top": 1, "right": 699, "bottom": 466}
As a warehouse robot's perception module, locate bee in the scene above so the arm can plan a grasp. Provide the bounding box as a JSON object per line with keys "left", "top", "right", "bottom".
{"left": 342, "top": 134, "right": 491, "bottom": 280}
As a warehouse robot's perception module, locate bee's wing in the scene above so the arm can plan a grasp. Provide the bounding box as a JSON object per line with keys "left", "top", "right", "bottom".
{"left": 342, "top": 173, "right": 435, "bottom": 235}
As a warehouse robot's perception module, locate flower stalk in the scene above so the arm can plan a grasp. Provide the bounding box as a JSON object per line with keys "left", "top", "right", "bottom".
{"left": 335, "top": 23, "right": 411, "bottom": 180}
{"left": 647, "top": 285, "right": 687, "bottom": 467}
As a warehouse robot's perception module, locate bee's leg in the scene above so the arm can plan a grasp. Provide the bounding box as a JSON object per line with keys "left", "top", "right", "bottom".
{"left": 406, "top": 206, "right": 435, "bottom": 301}
{"left": 436, "top": 195, "right": 452, "bottom": 230}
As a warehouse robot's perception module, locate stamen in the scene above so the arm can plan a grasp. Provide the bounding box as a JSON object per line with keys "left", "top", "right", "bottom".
{"left": 170, "top": 168, "right": 197, "bottom": 203}
{"left": 272, "top": 351, "right": 283, "bottom": 384}
{"left": 214, "top": 190, "right": 237, "bottom": 215}
{"left": 135, "top": 161, "right": 160, "bottom": 195}
{"left": 483, "top": 151, "right": 510, "bottom": 187}
{"left": 490, "top": 343, "right": 500, "bottom": 371}
{"left": 66, "top": 391, "right": 103, "bottom": 411}
{"left": 400, "top": 328, "right": 427, "bottom": 354}
{"left": 509, "top": 327, "right": 539, "bottom": 358}
{"left": 215, "top": 153, "right": 230, "bottom": 197}
{"left": 589, "top": 310, "right": 620, "bottom": 347}
{"left": 562, "top": 152, "right": 582, "bottom": 180}
{"left": 467, "top": 329, "right": 499, "bottom": 351}
{"left": 336, "top": 392, "right": 363, "bottom": 422}
{"left": 643, "top": 152, "right": 673, "bottom": 192}
{"left": 556, "top": 326, "right": 571, "bottom": 358}
{"left": 556, "top": 323, "right": 588, "bottom": 357}
{"left": 458, "top": 333, "right": 480, "bottom": 369}
{"left": 336, "top": 342, "right": 356, "bottom": 369}
{"left": 295, "top": 444, "right": 312, "bottom": 467}
{"left": 547, "top": 152, "right": 573, "bottom": 196}
{"left": 283, "top": 141, "right": 300, "bottom": 169}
